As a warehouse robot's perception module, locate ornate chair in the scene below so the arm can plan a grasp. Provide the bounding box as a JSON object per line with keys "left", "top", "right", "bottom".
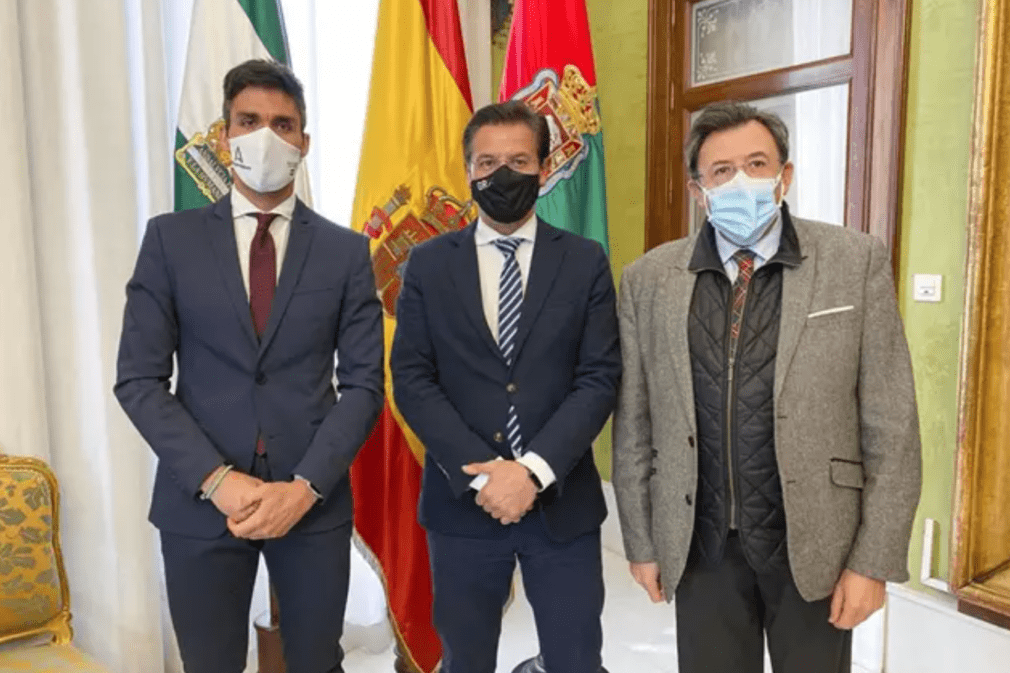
{"left": 0, "top": 453, "right": 109, "bottom": 671}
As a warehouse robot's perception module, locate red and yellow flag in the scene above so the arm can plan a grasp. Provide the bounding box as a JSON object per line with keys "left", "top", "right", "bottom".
{"left": 499, "top": 0, "right": 609, "bottom": 252}
{"left": 349, "top": 1, "right": 474, "bottom": 671}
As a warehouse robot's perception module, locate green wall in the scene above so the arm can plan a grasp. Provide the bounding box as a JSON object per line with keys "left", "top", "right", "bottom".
{"left": 586, "top": 0, "right": 649, "bottom": 479}
{"left": 898, "top": 0, "right": 978, "bottom": 590}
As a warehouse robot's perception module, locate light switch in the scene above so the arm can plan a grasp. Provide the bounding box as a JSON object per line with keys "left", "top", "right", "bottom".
{"left": 913, "top": 274, "right": 943, "bottom": 303}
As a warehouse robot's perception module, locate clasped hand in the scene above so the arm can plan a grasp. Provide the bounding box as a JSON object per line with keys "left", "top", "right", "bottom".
{"left": 462, "top": 460, "right": 537, "bottom": 525}
{"left": 207, "top": 471, "right": 316, "bottom": 540}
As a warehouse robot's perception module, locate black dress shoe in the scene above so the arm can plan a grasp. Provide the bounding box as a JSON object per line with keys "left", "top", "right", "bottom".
{"left": 510, "top": 654, "right": 609, "bottom": 673}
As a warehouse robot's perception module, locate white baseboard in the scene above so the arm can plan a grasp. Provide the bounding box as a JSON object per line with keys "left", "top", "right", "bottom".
{"left": 884, "top": 583, "right": 1010, "bottom": 673}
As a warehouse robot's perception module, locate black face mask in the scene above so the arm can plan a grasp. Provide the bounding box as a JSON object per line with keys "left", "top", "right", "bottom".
{"left": 470, "top": 164, "right": 540, "bottom": 225}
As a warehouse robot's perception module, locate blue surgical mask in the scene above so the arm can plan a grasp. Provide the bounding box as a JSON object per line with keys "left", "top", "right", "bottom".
{"left": 702, "top": 171, "right": 783, "bottom": 247}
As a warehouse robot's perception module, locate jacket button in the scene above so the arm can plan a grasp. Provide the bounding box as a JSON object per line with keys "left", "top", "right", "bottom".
{"left": 688, "top": 436, "right": 695, "bottom": 448}
{"left": 493, "top": 431, "right": 504, "bottom": 443}
{"left": 506, "top": 382, "right": 518, "bottom": 394}
{"left": 255, "top": 372, "right": 267, "bottom": 385}
{"left": 685, "top": 494, "right": 692, "bottom": 506}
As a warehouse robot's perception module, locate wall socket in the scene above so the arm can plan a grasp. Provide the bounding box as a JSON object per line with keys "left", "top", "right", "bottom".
{"left": 913, "top": 274, "right": 943, "bottom": 303}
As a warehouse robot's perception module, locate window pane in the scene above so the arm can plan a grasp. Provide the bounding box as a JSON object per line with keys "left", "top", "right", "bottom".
{"left": 692, "top": 0, "right": 853, "bottom": 86}
{"left": 690, "top": 84, "right": 850, "bottom": 231}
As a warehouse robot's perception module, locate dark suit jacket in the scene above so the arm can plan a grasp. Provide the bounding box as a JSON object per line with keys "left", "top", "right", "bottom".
{"left": 115, "top": 195, "right": 384, "bottom": 539}
{"left": 391, "top": 219, "right": 621, "bottom": 542}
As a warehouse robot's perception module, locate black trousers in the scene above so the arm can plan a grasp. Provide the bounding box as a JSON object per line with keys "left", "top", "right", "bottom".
{"left": 675, "top": 532, "right": 852, "bottom": 673}
{"left": 427, "top": 514, "right": 605, "bottom": 673}
{"left": 160, "top": 454, "right": 351, "bottom": 673}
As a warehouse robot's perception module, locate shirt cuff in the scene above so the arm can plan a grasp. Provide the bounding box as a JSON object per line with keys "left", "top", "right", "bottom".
{"left": 516, "top": 452, "right": 556, "bottom": 491}
{"left": 293, "top": 474, "right": 323, "bottom": 501}
{"left": 469, "top": 456, "right": 504, "bottom": 491}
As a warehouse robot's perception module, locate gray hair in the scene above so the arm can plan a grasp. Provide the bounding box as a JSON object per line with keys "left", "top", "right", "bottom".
{"left": 685, "top": 101, "right": 790, "bottom": 180}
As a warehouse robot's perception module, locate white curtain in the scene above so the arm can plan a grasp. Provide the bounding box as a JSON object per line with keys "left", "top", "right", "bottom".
{"left": 0, "top": 0, "right": 181, "bottom": 671}
{"left": 790, "top": 0, "right": 850, "bottom": 226}
{"left": 0, "top": 0, "right": 491, "bottom": 670}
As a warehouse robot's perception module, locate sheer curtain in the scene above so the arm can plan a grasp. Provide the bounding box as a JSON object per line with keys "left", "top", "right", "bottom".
{"left": 0, "top": 0, "right": 181, "bottom": 671}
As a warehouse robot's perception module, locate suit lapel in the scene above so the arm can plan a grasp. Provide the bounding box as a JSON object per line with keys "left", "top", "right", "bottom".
{"left": 774, "top": 221, "right": 816, "bottom": 401}
{"left": 206, "top": 195, "right": 259, "bottom": 348}
{"left": 258, "top": 199, "right": 315, "bottom": 360}
{"left": 450, "top": 224, "right": 501, "bottom": 359}
{"left": 667, "top": 238, "right": 701, "bottom": 429}
{"left": 511, "top": 221, "right": 565, "bottom": 364}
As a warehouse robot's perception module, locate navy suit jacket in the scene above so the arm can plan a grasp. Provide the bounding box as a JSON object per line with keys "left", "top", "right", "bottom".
{"left": 391, "top": 219, "right": 621, "bottom": 542}
{"left": 115, "top": 195, "right": 384, "bottom": 539}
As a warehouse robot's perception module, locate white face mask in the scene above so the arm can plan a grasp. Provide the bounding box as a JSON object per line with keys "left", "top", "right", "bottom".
{"left": 228, "top": 126, "right": 303, "bottom": 193}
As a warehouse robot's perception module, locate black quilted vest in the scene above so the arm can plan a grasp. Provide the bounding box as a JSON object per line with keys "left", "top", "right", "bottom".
{"left": 686, "top": 211, "right": 803, "bottom": 573}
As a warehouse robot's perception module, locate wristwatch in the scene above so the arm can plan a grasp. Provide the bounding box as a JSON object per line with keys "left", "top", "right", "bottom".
{"left": 523, "top": 465, "right": 544, "bottom": 491}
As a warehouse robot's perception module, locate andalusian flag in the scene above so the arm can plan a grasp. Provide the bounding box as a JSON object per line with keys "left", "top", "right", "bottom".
{"left": 499, "top": 0, "right": 609, "bottom": 252}
{"left": 173, "top": 0, "right": 309, "bottom": 210}
{"left": 349, "top": 1, "right": 474, "bottom": 671}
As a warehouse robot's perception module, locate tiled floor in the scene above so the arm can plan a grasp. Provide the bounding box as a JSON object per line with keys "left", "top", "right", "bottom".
{"left": 248, "top": 486, "right": 878, "bottom": 672}
{"left": 339, "top": 546, "right": 880, "bottom": 673}
{"left": 341, "top": 548, "right": 692, "bottom": 673}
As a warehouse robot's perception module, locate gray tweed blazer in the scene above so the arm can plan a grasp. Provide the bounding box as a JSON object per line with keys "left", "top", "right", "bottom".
{"left": 612, "top": 216, "right": 922, "bottom": 602}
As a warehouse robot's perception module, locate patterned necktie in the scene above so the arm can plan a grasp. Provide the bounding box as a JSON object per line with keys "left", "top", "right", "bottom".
{"left": 249, "top": 213, "right": 277, "bottom": 338}
{"left": 493, "top": 237, "right": 524, "bottom": 457}
{"left": 729, "top": 250, "right": 756, "bottom": 348}
{"left": 250, "top": 212, "right": 277, "bottom": 457}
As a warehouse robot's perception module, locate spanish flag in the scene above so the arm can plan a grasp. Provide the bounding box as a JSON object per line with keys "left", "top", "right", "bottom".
{"left": 349, "top": 1, "right": 474, "bottom": 671}
{"left": 499, "top": 0, "right": 610, "bottom": 253}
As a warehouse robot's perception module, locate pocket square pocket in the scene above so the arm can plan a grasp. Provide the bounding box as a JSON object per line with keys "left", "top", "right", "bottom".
{"left": 830, "top": 459, "right": 865, "bottom": 490}
{"left": 807, "top": 305, "right": 855, "bottom": 319}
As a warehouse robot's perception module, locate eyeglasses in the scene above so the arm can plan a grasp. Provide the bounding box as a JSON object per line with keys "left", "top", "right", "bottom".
{"left": 697, "top": 159, "right": 781, "bottom": 188}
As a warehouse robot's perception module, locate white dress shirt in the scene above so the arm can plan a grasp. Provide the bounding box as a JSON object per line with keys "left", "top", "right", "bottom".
{"left": 470, "top": 214, "right": 557, "bottom": 492}
{"left": 231, "top": 188, "right": 296, "bottom": 297}
{"left": 713, "top": 212, "right": 783, "bottom": 283}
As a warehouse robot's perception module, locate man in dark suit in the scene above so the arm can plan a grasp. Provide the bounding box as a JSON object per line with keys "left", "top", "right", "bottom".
{"left": 391, "top": 101, "right": 621, "bottom": 673}
{"left": 115, "top": 60, "right": 383, "bottom": 673}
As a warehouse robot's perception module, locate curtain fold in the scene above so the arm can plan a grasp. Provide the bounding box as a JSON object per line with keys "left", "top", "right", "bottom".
{"left": 1, "top": 1, "right": 180, "bottom": 670}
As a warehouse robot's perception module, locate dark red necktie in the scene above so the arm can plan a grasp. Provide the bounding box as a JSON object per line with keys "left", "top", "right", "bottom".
{"left": 249, "top": 213, "right": 277, "bottom": 338}
{"left": 250, "top": 212, "right": 277, "bottom": 456}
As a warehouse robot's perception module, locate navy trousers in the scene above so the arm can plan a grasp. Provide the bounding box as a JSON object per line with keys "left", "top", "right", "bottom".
{"left": 160, "top": 455, "right": 351, "bottom": 673}
{"left": 427, "top": 513, "right": 605, "bottom": 673}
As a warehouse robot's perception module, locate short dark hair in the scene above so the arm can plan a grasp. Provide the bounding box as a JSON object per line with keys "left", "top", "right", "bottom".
{"left": 222, "top": 59, "right": 307, "bottom": 131}
{"left": 462, "top": 100, "right": 551, "bottom": 166}
{"left": 685, "top": 101, "right": 790, "bottom": 180}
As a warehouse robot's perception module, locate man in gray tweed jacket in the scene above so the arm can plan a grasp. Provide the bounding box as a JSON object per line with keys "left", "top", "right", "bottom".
{"left": 612, "top": 102, "right": 921, "bottom": 673}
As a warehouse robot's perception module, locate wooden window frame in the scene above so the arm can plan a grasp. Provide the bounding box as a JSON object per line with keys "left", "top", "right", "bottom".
{"left": 645, "top": 0, "right": 912, "bottom": 270}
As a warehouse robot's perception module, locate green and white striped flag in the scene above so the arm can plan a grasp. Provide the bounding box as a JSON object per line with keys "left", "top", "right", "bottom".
{"left": 174, "top": 0, "right": 310, "bottom": 211}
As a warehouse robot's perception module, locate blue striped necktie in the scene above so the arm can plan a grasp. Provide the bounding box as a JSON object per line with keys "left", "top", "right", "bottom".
{"left": 493, "top": 236, "right": 524, "bottom": 457}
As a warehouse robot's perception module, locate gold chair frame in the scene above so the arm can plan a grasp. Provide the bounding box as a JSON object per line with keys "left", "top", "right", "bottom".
{"left": 0, "top": 453, "right": 74, "bottom": 646}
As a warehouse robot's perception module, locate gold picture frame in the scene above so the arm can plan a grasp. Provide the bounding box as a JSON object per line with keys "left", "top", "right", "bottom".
{"left": 951, "top": 0, "right": 1010, "bottom": 628}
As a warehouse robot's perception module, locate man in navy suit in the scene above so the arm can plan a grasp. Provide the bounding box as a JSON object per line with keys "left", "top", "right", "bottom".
{"left": 115, "top": 60, "right": 383, "bottom": 673}
{"left": 391, "top": 101, "right": 621, "bottom": 673}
